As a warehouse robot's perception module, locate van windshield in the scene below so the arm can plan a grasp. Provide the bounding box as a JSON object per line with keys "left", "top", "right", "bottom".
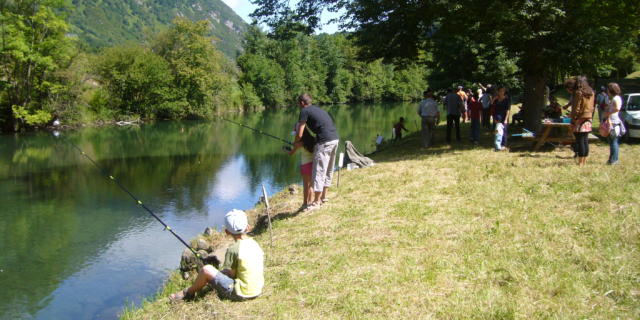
{"left": 626, "top": 95, "right": 640, "bottom": 111}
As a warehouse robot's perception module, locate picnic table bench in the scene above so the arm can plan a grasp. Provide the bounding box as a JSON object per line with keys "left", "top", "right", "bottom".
{"left": 522, "top": 122, "right": 598, "bottom": 151}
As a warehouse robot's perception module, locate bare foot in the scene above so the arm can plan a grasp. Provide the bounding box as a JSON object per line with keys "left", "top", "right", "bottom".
{"left": 169, "top": 289, "right": 193, "bottom": 302}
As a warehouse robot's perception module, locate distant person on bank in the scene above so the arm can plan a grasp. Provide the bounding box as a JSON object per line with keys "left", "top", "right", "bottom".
{"left": 543, "top": 96, "right": 562, "bottom": 119}
{"left": 563, "top": 78, "right": 578, "bottom": 158}
{"left": 596, "top": 86, "right": 610, "bottom": 124}
{"left": 288, "top": 122, "right": 316, "bottom": 209}
{"left": 494, "top": 115, "right": 506, "bottom": 151}
{"left": 393, "top": 117, "right": 409, "bottom": 140}
{"left": 604, "top": 82, "right": 623, "bottom": 165}
{"left": 295, "top": 93, "right": 340, "bottom": 211}
{"left": 491, "top": 86, "right": 511, "bottom": 148}
{"left": 457, "top": 86, "right": 468, "bottom": 123}
{"left": 468, "top": 92, "right": 483, "bottom": 144}
{"left": 170, "top": 210, "right": 264, "bottom": 302}
{"left": 478, "top": 83, "right": 494, "bottom": 129}
{"left": 417, "top": 89, "right": 440, "bottom": 148}
{"left": 569, "top": 76, "right": 595, "bottom": 166}
{"left": 444, "top": 88, "right": 464, "bottom": 143}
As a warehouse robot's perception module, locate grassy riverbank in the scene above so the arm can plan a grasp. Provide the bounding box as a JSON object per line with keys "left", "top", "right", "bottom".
{"left": 122, "top": 128, "right": 640, "bottom": 319}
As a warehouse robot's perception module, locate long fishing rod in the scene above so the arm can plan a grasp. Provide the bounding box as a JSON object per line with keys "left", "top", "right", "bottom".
{"left": 53, "top": 132, "right": 203, "bottom": 260}
{"left": 220, "top": 117, "right": 293, "bottom": 146}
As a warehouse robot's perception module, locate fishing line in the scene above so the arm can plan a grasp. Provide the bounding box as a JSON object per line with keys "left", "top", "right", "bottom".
{"left": 220, "top": 117, "right": 293, "bottom": 146}
{"left": 53, "top": 132, "right": 203, "bottom": 260}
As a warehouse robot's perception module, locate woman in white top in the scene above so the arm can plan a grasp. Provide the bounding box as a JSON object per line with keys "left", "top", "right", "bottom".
{"left": 604, "top": 82, "right": 623, "bottom": 165}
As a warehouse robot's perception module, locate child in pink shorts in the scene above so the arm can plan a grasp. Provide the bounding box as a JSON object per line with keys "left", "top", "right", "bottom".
{"left": 289, "top": 123, "right": 315, "bottom": 209}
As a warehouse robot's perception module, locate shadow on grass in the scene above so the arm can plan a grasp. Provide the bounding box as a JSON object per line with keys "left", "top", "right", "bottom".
{"left": 250, "top": 206, "right": 303, "bottom": 237}
{"left": 368, "top": 122, "right": 531, "bottom": 163}
{"left": 365, "top": 122, "right": 635, "bottom": 163}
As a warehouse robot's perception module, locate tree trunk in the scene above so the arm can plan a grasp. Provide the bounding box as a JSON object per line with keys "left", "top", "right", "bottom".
{"left": 522, "top": 72, "right": 546, "bottom": 133}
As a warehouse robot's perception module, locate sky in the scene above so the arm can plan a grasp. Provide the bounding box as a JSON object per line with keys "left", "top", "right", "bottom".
{"left": 220, "top": 0, "right": 341, "bottom": 34}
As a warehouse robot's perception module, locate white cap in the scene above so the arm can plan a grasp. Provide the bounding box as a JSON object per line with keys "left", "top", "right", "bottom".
{"left": 224, "top": 209, "right": 248, "bottom": 234}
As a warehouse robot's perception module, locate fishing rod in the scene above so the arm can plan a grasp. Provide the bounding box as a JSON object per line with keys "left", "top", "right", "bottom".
{"left": 220, "top": 117, "right": 293, "bottom": 146}
{"left": 53, "top": 132, "right": 204, "bottom": 261}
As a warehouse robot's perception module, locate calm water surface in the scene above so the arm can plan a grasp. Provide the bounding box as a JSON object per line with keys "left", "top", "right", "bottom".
{"left": 0, "top": 102, "right": 416, "bottom": 319}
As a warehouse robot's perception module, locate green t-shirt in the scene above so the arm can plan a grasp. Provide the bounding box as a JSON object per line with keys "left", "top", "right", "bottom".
{"left": 222, "top": 237, "right": 264, "bottom": 298}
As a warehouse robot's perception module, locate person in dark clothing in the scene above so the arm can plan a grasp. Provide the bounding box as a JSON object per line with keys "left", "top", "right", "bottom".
{"left": 468, "top": 93, "right": 482, "bottom": 144}
{"left": 444, "top": 88, "right": 464, "bottom": 143}
{"left": 393, "top": 117, "right": 409, "bottom": 140}
{"left": 295, "top": 93, "right": 340, "bottom": 210}
{"left": 491, "top": 86, "right": 511, "bottom": 147}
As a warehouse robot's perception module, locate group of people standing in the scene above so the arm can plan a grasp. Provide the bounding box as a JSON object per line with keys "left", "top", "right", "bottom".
{"left": 414, "top": 77, "right": 625, "bottom": 165}
{"left": 417, "top": 84, "right": 510, "bottom": 151}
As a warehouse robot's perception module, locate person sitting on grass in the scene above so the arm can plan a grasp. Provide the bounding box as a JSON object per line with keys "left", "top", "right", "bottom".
{"left": 170, "top": 209, "right": 264, "bottom": 302}
{"left": 393, "top": 117, "right": 409, "bottom": 140}
{"left": 543, "top": 96, "right": 562, "bottom": 119}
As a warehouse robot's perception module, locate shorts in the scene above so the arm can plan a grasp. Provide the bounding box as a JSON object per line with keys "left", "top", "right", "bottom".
{"left": 300, "top": 162, "right": 312, "bottom": 175}
{"left": 209, "top": 271, "right": 249, "bottom": 301}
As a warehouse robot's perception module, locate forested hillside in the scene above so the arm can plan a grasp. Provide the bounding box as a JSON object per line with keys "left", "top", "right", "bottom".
{"left": 68, "top": 0, "right": 247, "bottom": 57}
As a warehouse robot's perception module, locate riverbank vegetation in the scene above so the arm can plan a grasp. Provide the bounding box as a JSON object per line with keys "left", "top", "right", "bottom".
{"left": 122, "top": 131, "right": 640, "bottom": 319}
{"left": 0, "top": 1, "right": 428, "bottom": 132}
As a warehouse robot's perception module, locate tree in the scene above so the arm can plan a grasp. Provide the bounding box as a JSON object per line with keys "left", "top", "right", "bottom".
{"left": 0, "top": 0, "right": 75, "bottom": 131}
{"left": 251, "top": 0, "right": 640, "bottom": 131}
{"left": 94, "top": 45, "right": 175, "bottom": 119}
{"left": 152, "top": 18, "right": 241, "bottom": 118}
{"left": 237, "top": 52, "right": 287, "bottom": 107}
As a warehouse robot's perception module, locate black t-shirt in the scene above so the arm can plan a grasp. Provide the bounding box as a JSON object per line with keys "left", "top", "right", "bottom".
{"left": 299, "top": 105, "right": 339, "bottom": 143}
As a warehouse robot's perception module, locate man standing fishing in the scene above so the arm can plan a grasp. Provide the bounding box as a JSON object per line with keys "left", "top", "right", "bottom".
{"left": 295, "top": 93, "right": 339, "bottom": 211}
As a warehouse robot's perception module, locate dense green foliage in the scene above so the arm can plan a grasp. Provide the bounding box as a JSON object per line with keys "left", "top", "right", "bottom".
{"left": 237, "top": 27, "right": 428, "bottom": 107}
{"left": 251, "top": 0, "right": 640, "bottom": 130}
{"left": 4, "top": 0, "right": 638, "bottom": 133}
{"left": 0, "top": 1, "right": 428, "bottom": 132}
{"left": 94, "top": 18, "right": 242, "bottom": 120}
{"left": 0, "top": 0, "right": 77, "bottom": 131}
{"left": 67, "top": 0, "right": 247, "bottom": 58}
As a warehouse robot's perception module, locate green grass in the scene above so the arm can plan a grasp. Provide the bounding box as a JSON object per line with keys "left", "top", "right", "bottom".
{"left": 625, "top": 70, "right": 640, "bottom": 80}
{"left": 122, "top": 126, "right": 640, "bottom": 319}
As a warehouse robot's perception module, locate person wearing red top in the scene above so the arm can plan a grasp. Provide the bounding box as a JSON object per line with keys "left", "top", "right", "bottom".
{"left": 469, "top": 93, "right": 483, "bottom": 144}
{"left": 393, "top": 117, "right": 409, "bottom": 140}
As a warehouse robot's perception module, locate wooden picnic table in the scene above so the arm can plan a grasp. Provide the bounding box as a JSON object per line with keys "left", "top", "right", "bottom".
{"left": 522, "top": 121, "right": 599, "bottom": 151}
{"left": 530, "top": 122, "right": 574, "bottom": 151}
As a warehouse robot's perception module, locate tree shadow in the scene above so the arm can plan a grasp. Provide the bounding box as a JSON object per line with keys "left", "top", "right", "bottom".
{"left": 367, "top": 122, "right": 514, "bottom": 163}
{"left": 362, "top": 122, "right": 609, "bottom": 164}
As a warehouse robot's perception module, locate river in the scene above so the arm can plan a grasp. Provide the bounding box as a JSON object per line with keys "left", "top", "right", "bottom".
{"left": 0, "top": 102, "right": 417, "bottom": 319}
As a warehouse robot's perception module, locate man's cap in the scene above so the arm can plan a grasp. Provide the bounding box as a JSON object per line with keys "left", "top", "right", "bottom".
{"left": 225, "top": 209, "right": 248, "bottom": 234}
{"left": 457, "top": 85, "right": 464, "bottom": 89}
{"left": 495, "top": 115, "right": 503, "bottom": 122}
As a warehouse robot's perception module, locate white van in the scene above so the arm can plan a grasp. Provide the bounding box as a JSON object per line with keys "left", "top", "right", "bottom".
{"left": 621, "top": 93, "right": 640, "bottom": 140}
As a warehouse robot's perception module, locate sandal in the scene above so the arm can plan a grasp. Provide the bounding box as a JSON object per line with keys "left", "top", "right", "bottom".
{"left": 321, "top": 198, "right": 329, "bottom": 204}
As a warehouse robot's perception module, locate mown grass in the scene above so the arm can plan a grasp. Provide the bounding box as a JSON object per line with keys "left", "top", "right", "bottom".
{"left": 122, "top": 125, "right": 640, "bottom": 319}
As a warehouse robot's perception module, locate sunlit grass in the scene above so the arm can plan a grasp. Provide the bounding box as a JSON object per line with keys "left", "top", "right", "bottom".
{"left": 122, "top": 127, "right": 640, "bottom": 319}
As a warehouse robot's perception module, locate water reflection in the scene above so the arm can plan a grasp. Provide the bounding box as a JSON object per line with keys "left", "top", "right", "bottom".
{"left": 0, "top": 102, "right": 417, "bottom": 319}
